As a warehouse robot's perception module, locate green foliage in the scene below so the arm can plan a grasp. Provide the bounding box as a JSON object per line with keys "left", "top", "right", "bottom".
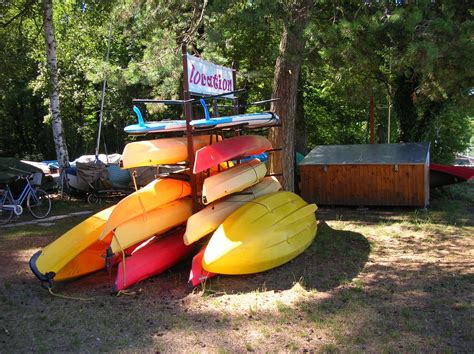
{"left": 204, "top": 1, "right": 282, "bottom": 103}
{"left": 302, "top": 65, "right": 368, "bottom": 147}
{"left": 424, "top": 98, "right": 474, "bottom": 163}
{"left": 0, "top": 0, "right": 472, "bottom": 162}
{"left": 302, "top": 0, "right": 473, "bottom": 159}
{"left": 0, "top": 1, "right": 47, "bottom": 158}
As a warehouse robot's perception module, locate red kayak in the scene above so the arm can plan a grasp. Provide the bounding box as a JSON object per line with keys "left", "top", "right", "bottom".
{"left": 193, "top": 135, "right": 272, "bottom": 174}
{"left": 189, "top": 244, "right": 216, "bottom": 287}
{"left": 430, "top": 163, "right": 474, "bottom": 188}
{"left": 114, "top": 228, "right": 193, "bottom": 292}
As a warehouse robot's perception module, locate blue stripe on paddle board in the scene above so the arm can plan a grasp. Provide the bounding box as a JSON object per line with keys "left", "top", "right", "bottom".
{"left": 124, "top": 112, "right": 278, "bottom": 134}
{"left": 190, "top": 112, "right": 275, "bottom": 127}
{"left": 124, "top": 120, "right": 186, "bottom": 134}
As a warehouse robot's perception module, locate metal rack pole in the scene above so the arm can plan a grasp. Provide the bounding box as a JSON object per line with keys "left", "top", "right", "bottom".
{"left": 182, "top": 43, "right": 198, "bottom": 213}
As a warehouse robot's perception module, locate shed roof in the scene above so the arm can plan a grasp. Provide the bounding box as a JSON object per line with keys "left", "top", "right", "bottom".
{"left": 299, "top": 142, "right": 430, "bottom": 166}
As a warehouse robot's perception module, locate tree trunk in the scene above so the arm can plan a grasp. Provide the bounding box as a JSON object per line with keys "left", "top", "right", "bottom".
{"left": 394, "top": 70, "right": 418, "bottom": 143}
{"left": 295, "top": 74, "right": 308, "bottom": 155}
{"left": 42, "top": 0, "right": 69, "bottom": 168}
{"left": 268, "top": 0, "right": 313, "bottom": 192}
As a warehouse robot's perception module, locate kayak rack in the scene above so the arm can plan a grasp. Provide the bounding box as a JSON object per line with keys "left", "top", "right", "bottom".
{"left": 128, "top": 42, "right": 282, "bottom": 213}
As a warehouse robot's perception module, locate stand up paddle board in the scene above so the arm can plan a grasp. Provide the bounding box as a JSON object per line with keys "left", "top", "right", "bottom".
{"left": 124, "top": 106, "right": 279, "bottom": 134}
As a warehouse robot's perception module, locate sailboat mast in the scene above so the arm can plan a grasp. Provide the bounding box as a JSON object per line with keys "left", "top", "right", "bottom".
{"left": 95, "top": 23, "right": 112, "bottom": 161}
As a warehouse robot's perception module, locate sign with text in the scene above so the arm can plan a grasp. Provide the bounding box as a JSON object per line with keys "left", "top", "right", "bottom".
{"left": 186, "top": 54, "right": 234, "bottom": 97}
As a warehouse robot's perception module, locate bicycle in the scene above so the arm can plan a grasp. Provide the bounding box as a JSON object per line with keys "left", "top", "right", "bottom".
{"left": 0, "top": 172, "right": 52, "bottom": 225}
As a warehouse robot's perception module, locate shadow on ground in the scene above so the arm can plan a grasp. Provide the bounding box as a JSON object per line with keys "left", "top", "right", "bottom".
{"left": 24, "top": 220, "right": 369, "bottom": 296}
{"left": 5, "top": 201, "right": 471, "bottom": 352}
{"left": 1, "top": 218, "right": 372, "bottom": 352}
{"left": 203, "top": 221, "right": 370, "bottom": 293}
{"left": 292, "top": 262, "right": 474, "bottom": 352}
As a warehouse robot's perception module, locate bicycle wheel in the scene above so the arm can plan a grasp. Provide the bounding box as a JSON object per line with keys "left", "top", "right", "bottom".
{"left": 86, "top": 193, "right": 100, "bottom": 204}
{"left": 0, "top": 192, "right": 14, "bottom": 225}
{"left": 27, "top": 188, "right": 52, "bottom": 219}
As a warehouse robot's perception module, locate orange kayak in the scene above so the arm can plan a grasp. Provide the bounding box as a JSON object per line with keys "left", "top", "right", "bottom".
{"left": 121, "top": 135, "right": 220, "bottom": 169}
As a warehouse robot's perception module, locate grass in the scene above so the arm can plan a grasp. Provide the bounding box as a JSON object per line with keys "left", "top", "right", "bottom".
{"left": 0, "top": 181, "right": 473, "bottom": 352}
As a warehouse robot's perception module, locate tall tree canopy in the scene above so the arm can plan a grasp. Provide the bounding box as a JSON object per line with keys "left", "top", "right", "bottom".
{"left": 1, "top": 0, "right": 472, "bottom": 175}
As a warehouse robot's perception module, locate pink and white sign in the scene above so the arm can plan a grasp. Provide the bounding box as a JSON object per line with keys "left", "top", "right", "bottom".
{"left": 187, "top": 54, "right": 234, "bottom": 97}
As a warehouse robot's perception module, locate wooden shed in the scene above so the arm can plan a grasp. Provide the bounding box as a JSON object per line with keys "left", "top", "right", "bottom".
{"left": 298, "top": 142, "right": 430, "bottom": 207}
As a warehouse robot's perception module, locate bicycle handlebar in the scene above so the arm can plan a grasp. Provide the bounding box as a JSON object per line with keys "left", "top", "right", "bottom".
{"left": 14, "top": 175, "right": 29, "bottom": 182}
{"left": 7, "top": 169, "right": 37, "bottom": 183}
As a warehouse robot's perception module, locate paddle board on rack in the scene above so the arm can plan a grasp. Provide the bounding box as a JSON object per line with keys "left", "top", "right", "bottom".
{"left": 124, "top": 105, "right": 279, "bottom": 135}
{"left": 190, "top": 112, "right": 279, "bottom": 129}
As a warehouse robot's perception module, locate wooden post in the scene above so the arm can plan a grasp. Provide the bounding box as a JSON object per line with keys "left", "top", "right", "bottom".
{"left": 369, "top": 96, "right": 375, "bottom": 144}
{"left": 212, "top": 99, "right": 218, "bottom": 118}
{"left": 182, "top": 43, "right": 198, "bottom": 212}
{"left": 387, "top": 96, "right": 392, "bottom": 143}
{"left": 232, "top": 61, "right": 239, "bottom": 116}
{"left": 231, "top": 61, "right": 240, "bottom": 137}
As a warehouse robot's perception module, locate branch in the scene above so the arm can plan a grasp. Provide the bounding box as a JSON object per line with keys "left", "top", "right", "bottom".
{"left": 0, "top": 0, "right": 38, "bottom": 28}
{"left": 181, "top": 0, "right": 208, "bottom": 45}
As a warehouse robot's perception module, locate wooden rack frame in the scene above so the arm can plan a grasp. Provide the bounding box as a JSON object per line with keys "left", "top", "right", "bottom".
{"left": 131, "top": 42, "right": 280, "bottom": 213}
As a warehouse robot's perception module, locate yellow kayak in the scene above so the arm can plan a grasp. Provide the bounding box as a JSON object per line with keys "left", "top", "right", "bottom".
{"left": 29, "top": 206, "right": 115, "bottom": 282}
{"left": 100, "top": 178, "right": 190, "bottom": 239}
{"left": 184, "top": 176, "right": 281, "bottom": 245}
{"left": 203, "top": 191, "right": 317, "bottom": 274}
{"left": 120, "top": 135, "right": 221, "bottom": 169}
{"left": 201, "top": 158, "right": 266, "bottom": 205}
{"left": 110, "top": 197, "right": 192, "bottom": 254}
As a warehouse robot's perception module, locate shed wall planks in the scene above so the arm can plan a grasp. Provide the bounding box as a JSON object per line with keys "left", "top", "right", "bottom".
{"left": 300, "top": 164, "right": 428, "bottom": 207}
